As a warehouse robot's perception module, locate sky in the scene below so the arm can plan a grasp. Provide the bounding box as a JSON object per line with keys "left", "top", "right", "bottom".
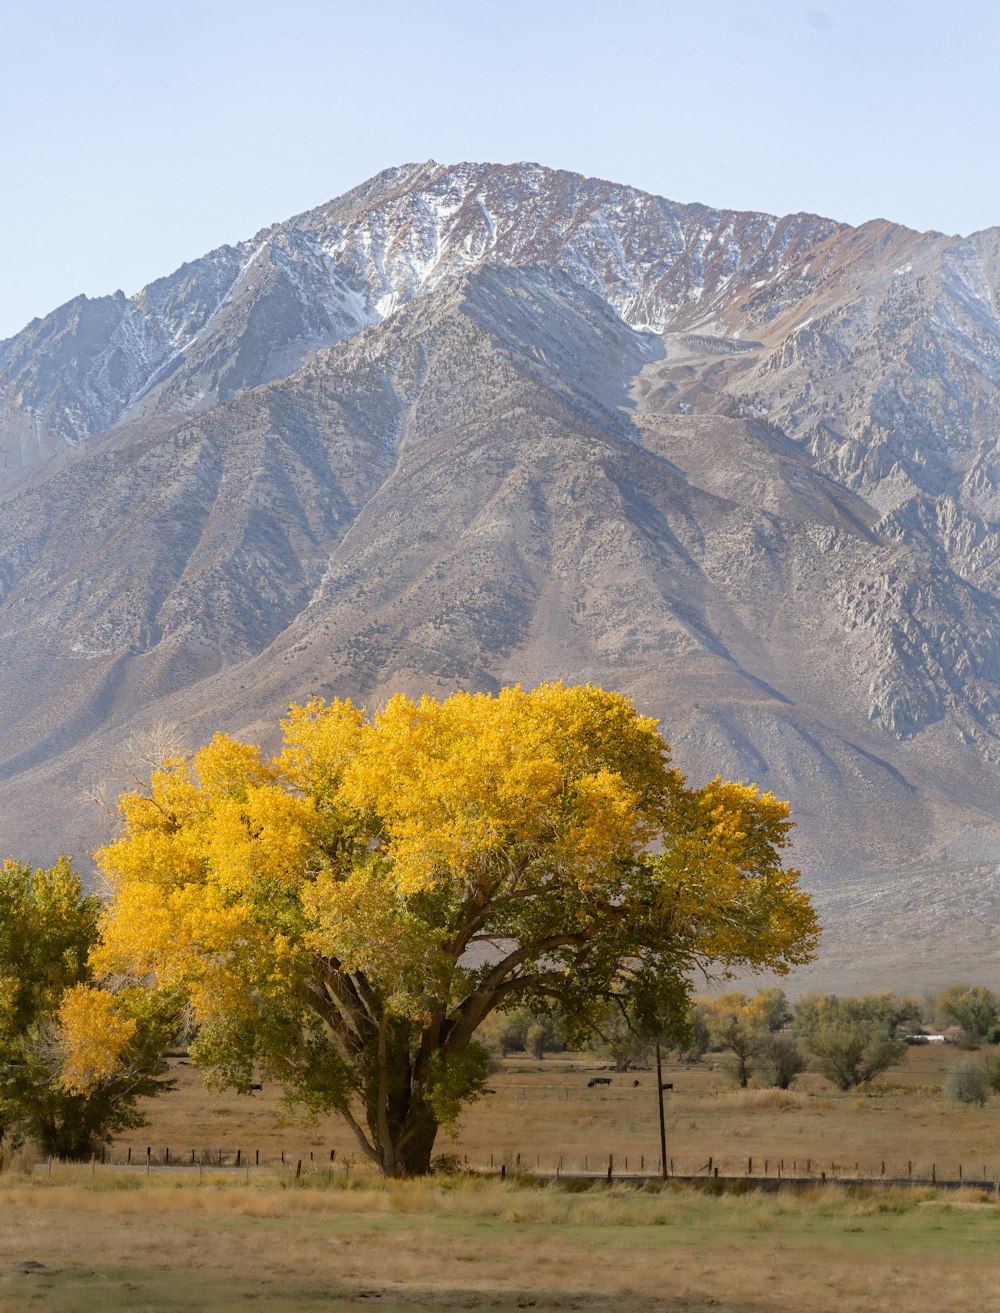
{"left": 1, "top": 0, "right": 998, "bottom": 341}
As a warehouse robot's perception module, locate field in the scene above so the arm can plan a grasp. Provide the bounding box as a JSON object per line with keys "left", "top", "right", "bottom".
{"left": 2, "top": 1171, "right": 999, "bottom": 1312}
{"left": 2, "top": 1045, "right": 1000, "bottom": 1311}
{"left": 107, "top": 1045, "right": 1000, "bottom": 1186}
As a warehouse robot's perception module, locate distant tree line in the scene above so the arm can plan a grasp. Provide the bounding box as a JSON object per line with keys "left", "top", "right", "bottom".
{"left": 479, "top": 984, "right": 1000, "bottom": 1103}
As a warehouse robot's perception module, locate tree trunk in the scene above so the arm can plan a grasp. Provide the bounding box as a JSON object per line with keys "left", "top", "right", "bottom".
{"left": 395, "top": 1115, "right": 440, "bottom": 1178}
{"left": 363, "top": 1019, "right": 441, "bottom": 1177}
{"left": 364, "top": 1094, "right": 440, "bottom": 1177}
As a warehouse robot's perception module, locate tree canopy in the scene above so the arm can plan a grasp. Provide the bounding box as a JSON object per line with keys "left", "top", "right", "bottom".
{"left": 78, "top": 683, "right": 819, "bottom": 1176}
{"left": 697, "top": 989, "right": 792, "bottom": 1088}
{"left": 0, "top": 858, "right": 173, "bottom": 1158}
{"left": 934, "top": 985, "right": 1000, "bottom": 1044}
{"left": 792, "top": 993, "right": 910, "bottom": 1090}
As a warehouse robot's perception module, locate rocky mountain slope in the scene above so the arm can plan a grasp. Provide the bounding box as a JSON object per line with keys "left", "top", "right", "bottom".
{"left": 3, "top": 160, "right": 1000, "bottom": 987}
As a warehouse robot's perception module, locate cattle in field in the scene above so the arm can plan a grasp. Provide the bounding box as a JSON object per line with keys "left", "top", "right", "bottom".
{"left": 587, "top": 1077, "right": 612, "bottom": 1087}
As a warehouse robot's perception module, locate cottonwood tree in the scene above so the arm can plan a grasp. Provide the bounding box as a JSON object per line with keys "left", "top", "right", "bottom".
{"left": 74, "top": 683, "right": 819, "bottom": 1177}
{"left": 698, "top": 990, "right": 791, "bottom": 1088}
{"left": 934, "top": 986, "right": 1000, "bottom": 1046}
{"left": 794, "top": 994, "right": 907, "bottom": 1090}
{"left": 0, "top": 858, "right": 174, "bottom": 1158}
{"left": 753, "top": 1033, "right": 807, "bottom": 1089}
{"left": 579, "top": 1000, "right": 654, "bottom": 1073}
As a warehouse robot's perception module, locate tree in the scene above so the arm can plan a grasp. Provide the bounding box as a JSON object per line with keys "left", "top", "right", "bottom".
{"left": 525, "top": 1014, "right": 564, "bottom": 1061}
{"left": 754, "top": 1034, "right": 807, "bottom": 1090}
{"left": 83, "top": 683, "right": 819, "bottom": 1176}
{"left": 478, "top": 1008, "right": 532, "bottom": 1058}
{"left": 0, "top": 858, "right": 174, "bottom": 1158}
{"left": 793, "top": 995, "right": 907, "bottom": 1090}
{"left": 698, "top": 990, "right": 792, "bottom": 1088}
{"left": 581, "top": 1000, "right": 654, "bottom": 1072}
{"left": 934, "top": 986, "right": 1000, "bottom": 1046}
{"left": 676, "top": 1005, "right": 710, "bottom": 1062}
{"left": 700, "top": 994, "right": 762, "bottom": 1088}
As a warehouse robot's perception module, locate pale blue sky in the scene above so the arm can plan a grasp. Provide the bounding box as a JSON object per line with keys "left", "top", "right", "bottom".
{"left": 1, "top": 0, "right": 998, "bottom": 341}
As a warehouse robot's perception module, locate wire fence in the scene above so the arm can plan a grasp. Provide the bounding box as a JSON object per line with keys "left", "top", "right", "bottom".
{"left": 26, "top": 1144, "right": 1000, "bottom": 1193}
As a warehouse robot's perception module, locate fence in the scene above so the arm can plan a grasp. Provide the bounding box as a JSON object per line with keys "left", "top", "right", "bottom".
{"left": 484, "top": 1149, "right": 1000, "bottom": 1190}
{"left": 36, "top": 1144, "right": 999, "bottom": 1193}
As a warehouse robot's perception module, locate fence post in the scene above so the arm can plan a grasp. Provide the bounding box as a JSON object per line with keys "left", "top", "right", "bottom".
{"left": 607, "top": 1154, "right": 613, "bottom": 1183}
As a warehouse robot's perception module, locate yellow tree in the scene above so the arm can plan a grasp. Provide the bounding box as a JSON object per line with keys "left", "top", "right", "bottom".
{"left": 696, "top": 989, "right": 792, "bottom": 1088}
{"left": 80, "top": 683, "right": 818, "bottom": 1176}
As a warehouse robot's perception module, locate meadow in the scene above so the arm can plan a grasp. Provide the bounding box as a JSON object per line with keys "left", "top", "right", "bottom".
{"left": 1, "top": 1169, "right": 998, "bottom": 1312}
{"left": 106, "top": 1044, "right": 1000, "bottom": 1186}
{"left": 1, "top": 1044, "right": 998, "bottom": 1311}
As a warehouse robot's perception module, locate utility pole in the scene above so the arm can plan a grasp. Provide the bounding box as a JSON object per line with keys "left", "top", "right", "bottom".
{"left": 656, "top": 1041, "right": 668, "bottom": 1179}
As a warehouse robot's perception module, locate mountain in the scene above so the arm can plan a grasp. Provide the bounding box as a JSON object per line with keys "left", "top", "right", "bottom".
{"left": 3, "top": 160, "right": 1000, "bottom": 989}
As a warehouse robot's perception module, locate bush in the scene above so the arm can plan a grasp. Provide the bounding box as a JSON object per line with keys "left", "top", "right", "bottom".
{"left": 754, "top": 1034, "right": 807, "bottom": 1089}
{"left": 943, "top": 1058, "right": 991, "bottom": 1106}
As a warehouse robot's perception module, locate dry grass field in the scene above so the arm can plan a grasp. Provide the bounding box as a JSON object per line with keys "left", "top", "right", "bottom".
{"left": 1, "top": 1171, "right": 999, "bottom": 1313}
{"left": 2, "top": 1044, "right": 1000, "bottom": 1312}
{"left": 107, "top": 1044, "right": 1000, "bottom": 1185}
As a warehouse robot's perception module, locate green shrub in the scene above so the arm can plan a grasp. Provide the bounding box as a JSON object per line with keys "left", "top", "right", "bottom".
{"left": 943, "top": 1058, "right": 991, "bottom": 1106}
